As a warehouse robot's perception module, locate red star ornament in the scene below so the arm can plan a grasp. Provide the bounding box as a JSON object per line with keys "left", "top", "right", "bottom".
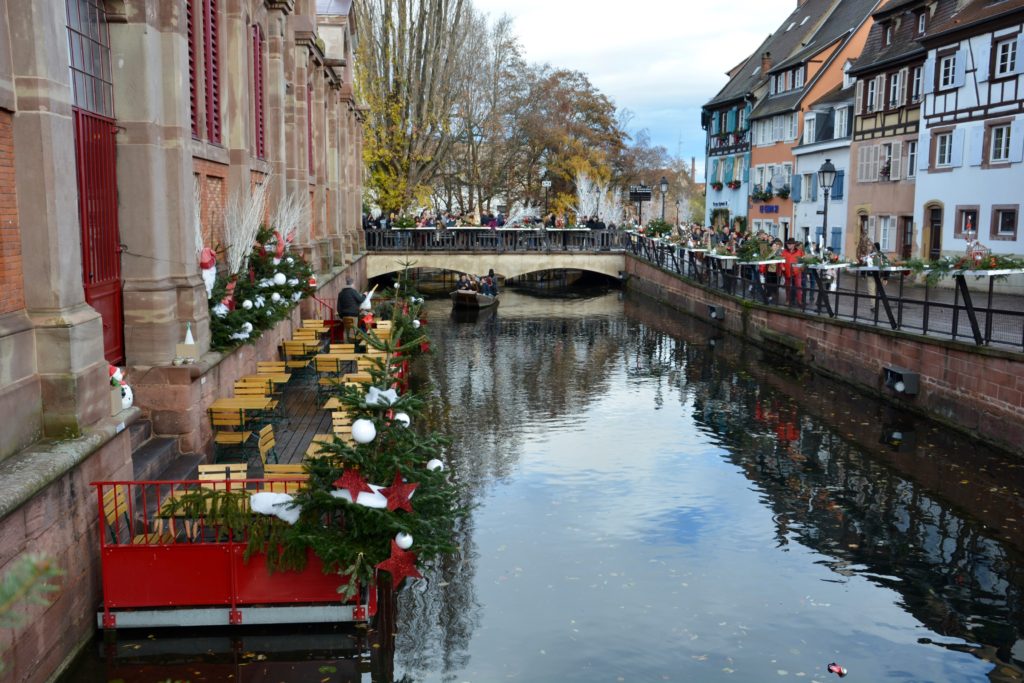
{"left": 375, "top": 539, "right": 422, "bottom": 585}
{"left": 381, "top": 471, "right": 418, "bottom": 512}
{"left": 333, "top": 468, "right": 374, "bottom": 503}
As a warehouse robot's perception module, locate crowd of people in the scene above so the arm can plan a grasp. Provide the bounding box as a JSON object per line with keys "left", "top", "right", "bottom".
{"left": 456, "top": 269, "right": 499, "bottom": 296}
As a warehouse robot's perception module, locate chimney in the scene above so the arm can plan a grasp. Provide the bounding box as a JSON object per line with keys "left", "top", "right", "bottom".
{"left": 761, "top": 52, "right": 772, "bottom": 73}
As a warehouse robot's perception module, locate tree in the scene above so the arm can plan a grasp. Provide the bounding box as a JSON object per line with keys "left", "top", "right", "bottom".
{"left": 356, "top": 0, "right": 473, "bottom": 213}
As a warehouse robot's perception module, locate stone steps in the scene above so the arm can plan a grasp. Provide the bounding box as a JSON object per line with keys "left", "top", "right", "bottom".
{"left": 129, "top": 419, "right": 202, "bottom": 483}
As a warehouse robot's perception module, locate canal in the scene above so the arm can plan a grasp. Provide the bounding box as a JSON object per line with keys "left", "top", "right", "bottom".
{"left": 62, "top": 290, "right": 1024, "bottom": 682}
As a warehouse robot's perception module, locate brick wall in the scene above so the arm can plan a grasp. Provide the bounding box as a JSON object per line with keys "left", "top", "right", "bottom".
{"left": 0, "top": 111, "right": 24, "bottom": 314}
{"left": 194, "top": 158, "right": 228, "bottom": 254}
{"left": 626, "top": 256, "right": 1024, "bottom": 454}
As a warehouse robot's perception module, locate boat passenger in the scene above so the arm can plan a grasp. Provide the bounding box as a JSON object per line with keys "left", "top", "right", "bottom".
{"left": 456, "top": 273, "right": 472, "bottom": 291}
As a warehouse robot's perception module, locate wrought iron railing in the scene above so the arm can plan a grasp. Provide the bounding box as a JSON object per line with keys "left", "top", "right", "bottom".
{"left": 627, "top": 233, "right": 1024, "bottom": 351}
{"left": 364, "top": 227, "right": 628, "bottom": 253}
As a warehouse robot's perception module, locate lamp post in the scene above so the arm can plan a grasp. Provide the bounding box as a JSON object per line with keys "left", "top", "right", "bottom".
{"left": 817, "top": 159, "right": 836, "bottom": 252}
{"left": 542, "top": 179, "right": 552, "bottom": 217}
{"left": 659, "top": 176, "right": 669, "bottom": 221}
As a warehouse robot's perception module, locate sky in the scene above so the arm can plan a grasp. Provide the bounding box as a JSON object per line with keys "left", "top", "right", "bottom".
{"left": 470, "top": 0, "right": 797, "bottom": 180}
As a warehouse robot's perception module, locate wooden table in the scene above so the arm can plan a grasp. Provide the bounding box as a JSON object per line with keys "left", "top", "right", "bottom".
{"left": 240, "top": 373, "right": 290, "bottom": 386}
{"left": 210, "top": 397, "right": 272, "bottom": 412}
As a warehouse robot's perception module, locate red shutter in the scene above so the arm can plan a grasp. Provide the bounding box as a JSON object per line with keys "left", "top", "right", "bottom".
{"left": 307, "top": 83, "right": 314, "bottom": 175}
{"left": 204, "top": 0, "right": 221, "bottom": 144}
{"left": 252, "top": 25, "right": 265, "bottom": 159}
{"left": 187, "top": 0, "right": 198, "bottom": 137}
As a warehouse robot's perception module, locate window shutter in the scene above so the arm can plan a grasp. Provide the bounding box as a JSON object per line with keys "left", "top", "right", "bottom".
{"left": 711, "top": 158, "right": 719, "bottom": 183}
{"left": 877, "top": 75, "right": 886, "bottom": 110}
{"left": 967, "top": 125, "right": 985, "bottom": 166}
{"left": 204, "top": 0, "right": 221, "bottom": 144}
{"left": 187, "top": 0, "right": 198, "bottom": 137}
{"left": 1010, "top": 119, "right": 1024, "bottom": 163}
{"left": 810, "top": 173, "right": 818, "bottom": 201}
{"left": 711, "top": 114, "right": 719, "bottom": 136}
{"left": 975, "top": 36, "right": 991, "bottom": 83}
{"left": 950, "top": 127, "right": 965, "bottom": 166}
{"left": 727, "top": 108, "right": 737, "bottom": 133}
{"left": 899, "top": 67, "right": 909, "bottom": 106}
{"left": 868, "top": 215, "right": 877, "bottom": 242}
{"left": 832, "top": 170, "right": 845, "bottom": 199}
{"left": 792, "top": 174, "right": 802, "bottom": 202}
{"left": 855, "top": 80, "right": 864, "bottom": 115}
{"left": 920, "top": 135, "right": 931, "bottom": 171}
{"left": 724, "top": 156, "right": 735, "bottom": 182}
{"left": 252, "top": 24, "right": 265, "bottom": 160}
{"left": 953, "top": 49, "right": 967, "bottom": 88}
{"left": 743, "top": 103, "right": 752, "bottom": 129}
{"left": 890, "top": 142, "right": 902, "bottom": 180}
{"left": 922, "top": 55, "right": 935, "bottom": 95}
{"left": 1016, "top": 35, "right": 1024, "bottom": 75}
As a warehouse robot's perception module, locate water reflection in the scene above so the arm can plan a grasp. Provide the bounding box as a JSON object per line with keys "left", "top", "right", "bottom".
{"left": 59, "top": 290, "right": 1024, "bottom": 682}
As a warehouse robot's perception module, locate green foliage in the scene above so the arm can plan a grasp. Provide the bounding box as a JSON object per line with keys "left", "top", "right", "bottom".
{"left": 645, "top": 218, "right": 672, "bottom": 238}
{"left": 736, "top": 236, "right": 775, "bottom": 263}
{"left": 209, "top": 226, "right": 316, "bottom": 352}
{"left": 0, "top": 554, "right": 61, "bottom": 674}
{"left": 392, "top": 215, "right": 417, "bottom": 228}
{"left": 900, "top": 254, "right": 1024, "bottom": 284}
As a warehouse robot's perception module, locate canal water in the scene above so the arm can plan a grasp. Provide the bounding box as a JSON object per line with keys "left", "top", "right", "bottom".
{"left": 61, "top": 290, "right": 1024, "bottom": 682}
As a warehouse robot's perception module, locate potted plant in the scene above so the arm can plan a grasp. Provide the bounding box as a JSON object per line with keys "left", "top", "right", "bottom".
{"left": 646, "top": 218, "right": 673, "bottom": 238}
{"left": 727, "top": 180, "right": 742, "bottom": 190}
{"left": 710, "top": 181, "right": 724, "bottom": 191}
{"left": 775, "top": 185, "right": 790, "bottom": 200}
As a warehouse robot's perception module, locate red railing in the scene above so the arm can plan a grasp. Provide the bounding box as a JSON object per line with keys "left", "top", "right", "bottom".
{"left": 93, "top": 479, "right": 375, "bottom": 628}
{"left": 310, "top": 294, "right": 345, "bottom": 343}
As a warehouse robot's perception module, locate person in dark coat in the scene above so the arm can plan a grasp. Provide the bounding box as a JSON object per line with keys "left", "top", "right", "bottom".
{"left": 337, "top": 277, "right": 363, "bottom": 342}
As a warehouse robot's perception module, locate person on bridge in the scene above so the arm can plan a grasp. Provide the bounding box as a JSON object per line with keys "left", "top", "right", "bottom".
{"left": 337, "top": 277, "right": 363, "bottom": 342}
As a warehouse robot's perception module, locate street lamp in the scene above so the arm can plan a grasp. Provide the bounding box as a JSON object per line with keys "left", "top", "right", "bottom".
{"left": 817, "top": 159, "right": 836, "bottom": 251}
{"left": 659, "top": 176, "right": 669, "bottom": 221}
{"left": 542, "top": 179, "right": 552, "bottom": 217}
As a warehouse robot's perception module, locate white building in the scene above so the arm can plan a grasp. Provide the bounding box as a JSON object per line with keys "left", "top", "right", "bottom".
{"left": 792, "top": 84, "right": 855, "bottom": 252}
{"left": 914, "top": 0, "right": 1024, "bottom": 258}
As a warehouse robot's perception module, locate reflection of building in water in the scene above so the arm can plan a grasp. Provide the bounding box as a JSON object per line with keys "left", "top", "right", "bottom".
{"left": 98, "top": 628, "right": 369, "bottom": 682}
{"left": 624, "top": 294, "right": 1024, "bottom": 680}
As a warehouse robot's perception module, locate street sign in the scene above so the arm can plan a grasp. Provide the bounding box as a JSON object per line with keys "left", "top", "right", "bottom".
{"left": 629, "top": 185, "right": 652, "bottom": 202}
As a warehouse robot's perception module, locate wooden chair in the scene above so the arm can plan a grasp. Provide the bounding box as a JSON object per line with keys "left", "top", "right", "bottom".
{"left": 262, "top": 463, "right": 308, "bottom": 493}
{"left": 209, "top": 409, "right": 253, "bottom": 462}
{"left": 329, "top": 343, "right": 356, "bottom": 354}
{"left": 281, "top": 340, "right": 316, "bottom": 376}
{"left": 256, "top": 425, "right": 279, "bottom": 466}
{"left": 198, "top": 462, "right": 249, "bottom": 489}
{"left": 331, "top": 411, "right": 352, "bottom": 435}
{"left": 341, "top": 371, "right": 373, "bottom": 385}
{"left": 256, "top": 361, "right": 288, "bottom": 374}
{"left": 102, "top": 485, "right": 174, "bottom": 545}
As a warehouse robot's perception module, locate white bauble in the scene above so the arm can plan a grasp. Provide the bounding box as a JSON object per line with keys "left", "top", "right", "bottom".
{"left": 285, "top": 257, "right": 294, "bottom": 265}
{"left": 271, "top": 292, "right": 281, "bottom": 303}
{"left": 393, "top": 282, "right": 401, "bottom": 289}
{"left": 241, "top": 322, "right": 253, "bottom": 333}
{"left": 272, "top": 257, "right": 282, "bottom": 266}
{"left": 395, "top": 532, "right": 413, "bottom": 550}
{"left": 351, "top": 418, "right": 377, "bottom": 444}
{"left": 412, "top": 320, "right": 421, "bottom": 329}
{"left": 394, "top": 412, "right": 411, "bottom": 427}
{"left": 242, "top": 299, "right": 253, "bottom": 310}
{"left": 426, "top": 459, "right": 444, "bottom": 471}
{"left": 273, "top": 272, "right": 287, "bottom": 285}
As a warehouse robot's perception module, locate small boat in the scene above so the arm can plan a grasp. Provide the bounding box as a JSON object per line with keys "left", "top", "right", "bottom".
{"left": 450, "top": 289, "right": 499, "bottom": 309}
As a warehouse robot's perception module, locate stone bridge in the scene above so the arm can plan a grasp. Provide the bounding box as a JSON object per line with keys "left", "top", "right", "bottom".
{"left": 365, "top": 251, "right": 626, "bottom": 280}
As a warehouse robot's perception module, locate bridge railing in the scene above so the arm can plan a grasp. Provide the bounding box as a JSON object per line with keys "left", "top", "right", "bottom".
{"left": 364, "top": 228, "right": 628, "bottom": 253}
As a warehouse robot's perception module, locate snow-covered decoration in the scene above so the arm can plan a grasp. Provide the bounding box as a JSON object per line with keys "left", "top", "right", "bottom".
{"left": 365, "top": 386, "right": 399, "bottom": 406}
{"left": 229, "top": 331, "right": 251, "bottom": 341}
{"left": 285, "top": 257, "right": 295, "bottom": 266}
{"left": 329, "top": 484, "right": 390, "bottom": 509}
{"left": 268, "top": 190, "right": 308, "bottom": 256}
{"left": 291, "top": 292, "right": 302, "bottom": 302}
{"left": 121, "top": 384, "right": 134, "bottom": 410}
{"left": 504, "top": 205, "right": 540, "bottom": 227}
{"left": 212, "top": 303, "right": 229, "bottom": 318}
{"left": 254, "top": 295, "right": 266, "bottom": 308}
{"left": 571, "top": 170, "right": 624, "bottom": 225}
{"left": 225, "top": 179, "right": 269, "bottom": 275}
{"left": 241, "top": 322, "right": 254, "bottom": 333}
{"left": 394, "top": 412, "right": 411, "bottom": 427}
{"left": 251, "top": 492, "right": 302, "bottom": 525}
{"left": 287, "top": 278, "right": 299, "bottom": 286}
{"left": 258, "top": 278, "right": 274, "bottom": 288}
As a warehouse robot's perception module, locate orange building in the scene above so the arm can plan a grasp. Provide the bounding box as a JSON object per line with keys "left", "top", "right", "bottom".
{"left": 748, "top": 0, "right": 879, "bottom": 240}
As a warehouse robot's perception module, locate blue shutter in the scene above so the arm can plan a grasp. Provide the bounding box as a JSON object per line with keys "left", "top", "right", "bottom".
{"left": 810, "top": 173, "right": 819, "bottom": 201}
{"left": 922, "top": 55, "right": 935, "bottom": 95}
{"left": 727, "top": 109, "right": 737, "bottom": 132}
{"left": 967, "top": 125, "right": 985, "bottom": 166}
{"left": 711, "top": 114, "right": 720, "bottom": 135}
{"left": 792, "top": 174, "right": 802, "bottom": 202}
{"left": 742, "top": 154, "right": 750, "bottom": 182}
{"left": 1011, "top": 119, "right": 1024, "bottom": 163}
{"left": 953, "top": 49, "right": 967, "bottom": 88}
{"left": 711, "top": 158, "right": 719, "bottom": 183}
{"left": 743, "top": 103, "right": 752, "bottom": 130}
{"left": 724, "top": 156, "right": 735, "bottom": 181}
{"left": 831, "top": 170, "right": 844, "bottom": 199}
{"left": 830, "top": 227, "right": 842, "bottom": 251}
{"left": 976, "top": 36, "right": 991, "bottom": 83}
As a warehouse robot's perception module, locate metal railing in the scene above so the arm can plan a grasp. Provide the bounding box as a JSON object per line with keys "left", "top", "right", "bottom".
{"left": 364, "top": 227, "right": 628, "bottom": 253}
{"left": 628, "top": 233, "right": 1024, "bottom": 351}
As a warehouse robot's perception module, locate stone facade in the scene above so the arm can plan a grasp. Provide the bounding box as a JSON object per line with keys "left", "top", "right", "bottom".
{"left": 0, "top": 1, "right": 367, "bottom": 679}
{"left": 625, "top": 256, "right": 1024, "bottom": 455}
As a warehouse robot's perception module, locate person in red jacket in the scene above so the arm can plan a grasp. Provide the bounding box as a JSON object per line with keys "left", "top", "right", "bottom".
{"left": 781, "top": 238, "right": 805, "bottom": 306}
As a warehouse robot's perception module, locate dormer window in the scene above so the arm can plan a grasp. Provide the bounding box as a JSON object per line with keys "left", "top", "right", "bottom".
{"left": 883, "top": 24, "right": 893, "bottom": 46}
{"left": 917, "top": 12, "right": 926, "bottom": 35}
{"left": 794, "top": 67, "right": 804, "bottom": 88}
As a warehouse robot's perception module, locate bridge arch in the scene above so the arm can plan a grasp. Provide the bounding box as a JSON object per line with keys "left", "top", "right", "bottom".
{"left": 365, "top": 252, "right": 625, "bottom": 281}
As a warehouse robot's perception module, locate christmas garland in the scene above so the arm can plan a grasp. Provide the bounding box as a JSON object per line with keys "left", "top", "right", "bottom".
{"left": 899, "top": 254, "right": 1024, "bottom": 284}
{"left": 169, "top": 288, "right": 463, "bottom": 598}
{"left": 208, "top": 227, "right": 316, "bottom": 351}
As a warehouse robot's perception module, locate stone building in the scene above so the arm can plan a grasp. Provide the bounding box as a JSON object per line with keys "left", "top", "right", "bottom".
{"left": 0, "top": 1, "right": 364, "bottom": 679}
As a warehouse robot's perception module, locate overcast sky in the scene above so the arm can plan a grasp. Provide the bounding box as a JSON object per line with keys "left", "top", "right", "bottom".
{"left": 471, "top": 0, "right": 796, "bottom": 179}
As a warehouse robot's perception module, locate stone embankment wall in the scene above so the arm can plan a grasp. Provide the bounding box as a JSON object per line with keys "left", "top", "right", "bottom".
{"left": 626, "top": 256, "right": 1024, "bottom": 454}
